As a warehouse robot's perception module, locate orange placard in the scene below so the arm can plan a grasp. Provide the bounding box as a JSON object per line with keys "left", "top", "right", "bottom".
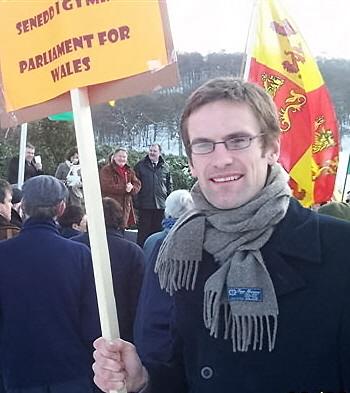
{"left": 0, "top": 0, "right": 170, "bottom": 111}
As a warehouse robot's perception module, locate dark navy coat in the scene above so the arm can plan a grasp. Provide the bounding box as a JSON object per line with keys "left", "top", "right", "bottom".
{"left": 72, "top": 228, "right": 145, "bottom": 342}
{"left": 134, "top": 155, "right": 172, "bottom": 210}
{"left": 134, "top": 228, "right": 173, "bottom": 363}
{"left": 144, "top": 199, "right": 350, "bottom": 393}
{"left": 0, "top": 218, "right": 101, "bottom": 390}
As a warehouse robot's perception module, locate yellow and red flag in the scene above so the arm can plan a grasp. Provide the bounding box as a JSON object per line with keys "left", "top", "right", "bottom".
{"left": 245, "top": 0, "right": 339, "bottom": 206}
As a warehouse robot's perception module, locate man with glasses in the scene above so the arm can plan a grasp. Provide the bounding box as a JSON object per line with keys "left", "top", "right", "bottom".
{"left": 92, "top": 78, "right": 350, "bottom": 393}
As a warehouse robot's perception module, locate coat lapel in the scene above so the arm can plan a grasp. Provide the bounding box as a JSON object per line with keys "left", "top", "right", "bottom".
{"left": 262, "top": 198, "right": 321, "bottom": 297}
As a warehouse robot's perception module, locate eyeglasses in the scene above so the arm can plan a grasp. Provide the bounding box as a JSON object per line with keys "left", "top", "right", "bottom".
{"left": 190, "top": 134, "right": 265, "bottom": 155}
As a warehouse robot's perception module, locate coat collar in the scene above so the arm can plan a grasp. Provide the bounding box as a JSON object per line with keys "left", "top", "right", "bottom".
{"left": 106, "top": 227, "right": 125, "bottom": 238}
{"left": 262, "top": 198, "right": 321, "bottom": 297}
{"left": 144, "top": 155, "right": 165, "bottom": 168}
{"left": 22, "top": 217, "right": 60, "bottom": 234}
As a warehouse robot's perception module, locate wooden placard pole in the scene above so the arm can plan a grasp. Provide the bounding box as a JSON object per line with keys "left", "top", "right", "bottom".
{"left": 17, "top": 123, "right": 27, "bottom": 188}
{"left": 70, "top": 87, "right": 126, "bottom": 393}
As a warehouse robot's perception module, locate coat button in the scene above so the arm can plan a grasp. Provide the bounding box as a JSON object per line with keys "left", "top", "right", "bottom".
{"left": 200, "top": 366, "right": 214, "bottom": 380}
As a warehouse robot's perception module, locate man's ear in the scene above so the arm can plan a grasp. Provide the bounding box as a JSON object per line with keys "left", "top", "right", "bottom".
{"left": 266, "top": 138, "right": 280, "bottom": 165}
{"left": 189, "top": 161, "right": 197, "bottom": 178}
{"left": 56, "top": 200, "right": 66, "bottom": 218}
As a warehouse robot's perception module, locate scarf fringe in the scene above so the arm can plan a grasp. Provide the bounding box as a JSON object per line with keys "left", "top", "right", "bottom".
{"left": 157, "top": 259, "right": 199, "bottom": 295}
{"left": 206, "top": 300, "right": 278, "bottom": 352}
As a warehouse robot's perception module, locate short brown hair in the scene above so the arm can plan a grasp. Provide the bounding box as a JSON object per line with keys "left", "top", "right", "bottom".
{"left": 0, "top": 179, "right": 11, "bottom": 204}
{"left": 180, "top": 77, "right": 280, "bottom": 162}
{"left": 26, "top": 142, "right": 35, "bottom": 150}
{"left": 57, "top": 205, "right": 84, "bottom": 228}
{"left": 65, "top": 147, "right": 78, "bottom": 161}
{"left": 102, "top": 197, "right": 123, "bottom": 229}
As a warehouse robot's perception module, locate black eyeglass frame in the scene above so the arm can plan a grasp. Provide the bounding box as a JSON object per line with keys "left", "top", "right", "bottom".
{"left": 189, "top": 133, "right": 266, "bottom": 155}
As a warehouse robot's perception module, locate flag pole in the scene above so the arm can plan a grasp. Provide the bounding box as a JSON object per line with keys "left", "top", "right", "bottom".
{"left": 241, "top": 0, "right": 259, "bottom": 80}
{"left": 341, "top": 153, "right": 350, "bottom": 202}
{"left": 70, "top": 87, "right": 126, "bottom": 393}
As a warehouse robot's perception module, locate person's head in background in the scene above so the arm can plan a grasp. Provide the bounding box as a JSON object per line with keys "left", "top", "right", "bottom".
{"left": 22, "top": 175, "right": 68, "bottom": 220}
{"left": 25, "top": 143, "right": 35, "bottom": 163}
{"left": 57, "top": 205, "right": 86, "bottom": 234}
{"left": 164, "top": 190, "right": 194, "bottom": 220}
{"left": 102, "top": 197, "right": 124, "bottom": 230}
{"left": 318, "top": 201, "right": 350, "bottom": 221}
{"left": 11, "top": 187, "right": 22, "bottom": 208}
{"left": 66, "top": 147, "right": 79, "bottom": 165}
{"left": 112, "top": 148, "right": 128, "bottom": 168}
{"left": 0, "top": 179, "right": 13, "bottom": 222}
{"left": 148, "top": 144, "right": 161, "bottom": 164}
{"left": 9, "top": 186, "right": 23, "bottom": 228}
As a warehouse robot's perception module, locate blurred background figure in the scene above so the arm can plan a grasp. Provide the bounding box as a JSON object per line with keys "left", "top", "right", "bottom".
{"left": 57, "top": 205, "right": 87, "bottom": 238}
{"left": 10, "top": 186, "right": 23, "bottom": 228}
{"left": 318, "top": 201, "right": 350, "bottom": 221}
{"left": 0, "top": 175, "right": 100, "bottom": 392}
{"left": 345, "top": 190, "right": 350, "bottom": 204}
{"left": 8, "top": 142, "right": 43, "bottom": 185}
{"left": 55, "top": 147, "right": 83, "bottom": 207}
{"left": 72, "top": 197, "right": 145, "bottom": 343}
{"left": 0, "top": 179, "right": 21, "bottom": 240}
{"left": 134, "top": 190, "right": 194, "bottom": 364}
{"left": 100, "top": 148, "right": 141, "bottom": 229}
{"left": 134, "top": 144, "right": 173, "bottom": 247}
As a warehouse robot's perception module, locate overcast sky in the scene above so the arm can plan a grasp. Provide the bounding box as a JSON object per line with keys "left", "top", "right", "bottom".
{"left": 167, "top": 0, "right": 350, "bottom": 59}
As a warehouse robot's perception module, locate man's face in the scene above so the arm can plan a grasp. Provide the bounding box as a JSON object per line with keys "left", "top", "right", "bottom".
{"left": 25, "top": 147, "right": 35, "bottom": 162}
{"left": 0, "top": 190, "right": 12, "bottom": 222}
{"left": 188, "top": 100, "right": 280, "bottom": 209}
{"left": 148, "top": 145, "right": 160, "bottom": 162}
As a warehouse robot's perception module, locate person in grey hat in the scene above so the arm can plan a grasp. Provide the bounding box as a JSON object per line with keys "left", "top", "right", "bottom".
{"left": 0, "top": 175, "right": 101, "bottom": 392}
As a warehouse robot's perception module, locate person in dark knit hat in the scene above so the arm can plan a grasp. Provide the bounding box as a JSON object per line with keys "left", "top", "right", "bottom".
{"left": 0, "top": 175, "right": 101, "bottom": 392}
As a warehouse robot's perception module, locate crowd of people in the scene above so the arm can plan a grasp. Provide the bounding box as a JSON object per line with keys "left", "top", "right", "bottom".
{"left": 1, "top": 77, "right": 350, "bottom": 393}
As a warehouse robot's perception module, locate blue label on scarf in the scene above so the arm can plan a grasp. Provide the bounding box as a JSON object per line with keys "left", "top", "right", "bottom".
{"left": 228, "top": 287, "right": 263, "bottom": 302}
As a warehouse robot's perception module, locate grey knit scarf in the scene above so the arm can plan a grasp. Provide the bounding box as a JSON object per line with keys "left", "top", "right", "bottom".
{"left": 155, "top": 163, "right": 291, "bottom": 352}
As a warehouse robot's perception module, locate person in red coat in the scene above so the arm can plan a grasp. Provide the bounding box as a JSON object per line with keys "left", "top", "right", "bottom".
{"left": 99, "top": 148, "right": 141, "bottom": 228}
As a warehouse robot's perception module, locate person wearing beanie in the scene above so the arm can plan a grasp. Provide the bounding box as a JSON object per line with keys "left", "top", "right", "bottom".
{"left": 0, "top": 175, "right": 101, "bottom": 392}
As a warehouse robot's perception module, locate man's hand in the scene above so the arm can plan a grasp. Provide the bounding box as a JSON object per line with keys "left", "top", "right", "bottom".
{"left": 93, "top": 337, "right": 148, "bottom": 392}
{"left": 34, "top": 162, "right": 42, "bottom": 171}
{"left": 126, "top": 183, "right": 133, "bottom": 193}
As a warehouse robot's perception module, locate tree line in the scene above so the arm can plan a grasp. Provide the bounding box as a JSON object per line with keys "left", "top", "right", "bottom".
{"left": 1, "top": 52, "right": 350, "bottom": 185}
